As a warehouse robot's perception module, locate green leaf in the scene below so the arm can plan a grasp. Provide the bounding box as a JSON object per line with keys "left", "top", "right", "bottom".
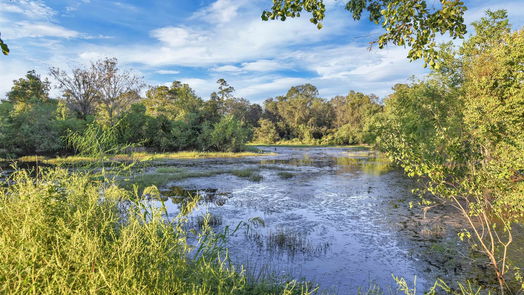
{"left": 0, "top": 39, "right": 9, "bottom": 55}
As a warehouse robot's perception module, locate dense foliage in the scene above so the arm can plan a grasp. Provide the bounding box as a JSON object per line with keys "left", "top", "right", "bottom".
{"left": 0, "top": 5, "right": 522, "bottom": 294}
{"left": 253, "top": 85, "right": 382, "bottom": 145}
{"left": 1, "top": 63, "right": 384, "bottom": 157}
{"left": 0, "top": 66, "right": 259, "bottom": 157}
{"left": 376, "top": 11, "right": 524, "bottom": 292}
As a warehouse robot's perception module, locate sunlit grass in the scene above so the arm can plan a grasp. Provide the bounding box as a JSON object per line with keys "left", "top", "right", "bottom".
{"left": 4, "top": 150, "right": 276, "bottom": 166}
{"left": 249, "top": 142, "right": 370, "bottom": 149}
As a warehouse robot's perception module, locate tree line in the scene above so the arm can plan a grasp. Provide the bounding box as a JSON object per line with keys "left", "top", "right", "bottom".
{"left": 0, "top": 61, "right": 385, "bottom": 157}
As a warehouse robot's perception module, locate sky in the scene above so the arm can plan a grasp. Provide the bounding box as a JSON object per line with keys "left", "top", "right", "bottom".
{"left": 1, "top": 0, "right": 523, "bottom": 103}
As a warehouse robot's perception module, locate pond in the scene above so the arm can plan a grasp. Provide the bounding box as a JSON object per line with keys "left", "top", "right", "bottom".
{"left": 146, "top": 146, "right": 485, "bottom": 293}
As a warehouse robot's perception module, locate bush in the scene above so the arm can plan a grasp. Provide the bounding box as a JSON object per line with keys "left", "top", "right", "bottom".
{"left": 199, "top": 115, "right": 250, "bottom": 152}
{"left": 0, "top": 100, "right": 66, "bottom": 156}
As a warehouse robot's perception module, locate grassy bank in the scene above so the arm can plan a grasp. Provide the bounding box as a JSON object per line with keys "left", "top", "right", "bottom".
{"left": 0, "top": 168, "right": 315, "bottom": 295}
{"left": 249, "top": 142, "right": 370, "bottom": 149}
{"left": 6, "top": 150, "right": 275, "bottom": 166}
{"left": 124, "top": 167, "right": 264, "bottom": 190}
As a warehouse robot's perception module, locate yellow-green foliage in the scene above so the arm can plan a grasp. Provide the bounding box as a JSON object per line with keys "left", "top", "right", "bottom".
{"left": 0, "top": 168, "right": 314, "bottom": 295}
{"left": 463, "top": 28, "right": 524, "bottom": 220}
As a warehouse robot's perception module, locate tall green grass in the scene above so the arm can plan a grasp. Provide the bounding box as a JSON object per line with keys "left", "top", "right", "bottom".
{"left": 0, "top": 168, "right": 316, "bottom": 295}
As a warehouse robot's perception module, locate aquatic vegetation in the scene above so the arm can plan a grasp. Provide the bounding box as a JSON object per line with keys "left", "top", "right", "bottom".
{"left": 231, "top": 168, "right": 264, "bottom": 182}
{"left": 125, "top": 167, "right": 265, "bottom": 192}
{"left": 122, "top": 170, "right": 225, "bottom": 190}
{"left": 195, "top": 213, "right": 224, "bottom": 229}
{"left": 277, "top": 171, "right": 295, "bottom": 179}
{"left": 156, "top": 166, "right": 186, "bottom": 174}
{"left": 267, "top": 229, "right": 331, "bottom": 257}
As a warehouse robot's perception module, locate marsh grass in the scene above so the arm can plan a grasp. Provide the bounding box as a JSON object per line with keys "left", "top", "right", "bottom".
{"left": 156, "top": 166, "right": 186, "bottom": 173}
{"left": 194, "top": 213, "right": 224, "bottom": 229}
{"left": 267, "top": 229, "right": 331, "bottom": 257}
{"left": 54, "top": 150, "right": 272, "bottom": 165}
{"left": 277, "top": 171, "right": 295, "bottom": 179}
{"left": 231, "top": 168, "right": 264, "bottom": 182}
{"left": 249, "top": 142, "right": 370, "bottom": 149}
{"left": 0, "top": 167, "right": 317, "bottom": 295}
{"left": 2, "top": 150, "right": 275, "bottom": 167}
{"left": 242, "top": 224, "right": 331, "bottom": 258}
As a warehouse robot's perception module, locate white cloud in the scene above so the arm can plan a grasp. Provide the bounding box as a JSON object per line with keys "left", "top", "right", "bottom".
{"left": 237, "top": 77, "right": 307, "bottom": 98}
{"left": 5, "top": 22, "right": 79, "bottom": 39}
{"left": 0, "top": 0, "right": 55, "bottom": 19}
{"left": 191, "top": 0, "right": 245, "bottom": 25}
{"left": 150, "top": 26, "right": 209, "bottom": 48}
{"left": 12, "top": 0, "right": 522, "bottom": 102}
{"left": 156, "top": 70, "right": 180, "bottom": 75}
{"left": 241, "top": 60, "right": 289, "bottom": 72}
{"left": 211, "top": 65, "right": 242, "bottom": 72}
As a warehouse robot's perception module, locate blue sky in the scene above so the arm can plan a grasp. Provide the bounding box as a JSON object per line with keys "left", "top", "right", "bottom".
{"left": 1, "top": 0, "right": 523, "bottom": 103}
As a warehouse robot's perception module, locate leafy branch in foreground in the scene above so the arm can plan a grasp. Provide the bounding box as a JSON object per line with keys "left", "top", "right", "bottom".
{"left": 262, "top": 0, "right": 468, "bottom": 67}
{"left": 0, "top": 33, "right": 9, "bottom": 55}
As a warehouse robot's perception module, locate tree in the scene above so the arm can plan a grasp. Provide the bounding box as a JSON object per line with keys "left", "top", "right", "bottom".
{"left": 204, "top": 79, "right": 236, "bottom": 123}
{"left": 253, "top": 119, "right": 280, "bottom": 143}
{"left": 6, "top": 70, "right": 50, "bottom": 103}
{"left": 460, "top": 27, "right": 524, "bottom": 290}
{"left": 144, "top": 81, "right": 204, "bottom": 124}
{"left": 262, "top": 0, "right": 468, "bottom": 66}
{"left": 261, "top": 84, "right": 333, "bottom": 141}
{"left": 92, "top": 58, "right": 144, "bottom": 125}
{"left": 0, "top": 100, "right": 65, "bottom": 156}
{"left": 214, "top": 78, "right": 235, "bottom": 101}
{"left": 246, "top": 103, "right": 263, "bottom": 127}
{"left": 377, "top": 12, "right": 524, "bottom": 291}
{"left": 50, "top": 65, "right": 100, "bottom": 120}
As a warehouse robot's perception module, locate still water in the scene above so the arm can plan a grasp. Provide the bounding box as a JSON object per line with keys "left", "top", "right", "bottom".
{"left": 149, "top": 147, "right": 473, "bottom": 293}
